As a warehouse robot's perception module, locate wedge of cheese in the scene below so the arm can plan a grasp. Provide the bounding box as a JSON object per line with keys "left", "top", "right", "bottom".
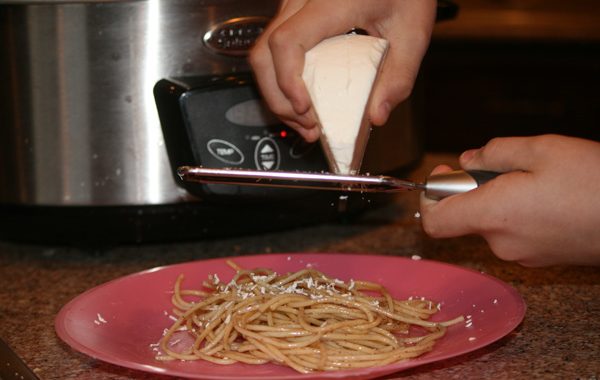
{"left": 302, "top": 34, "right": 389, "bottom": 174}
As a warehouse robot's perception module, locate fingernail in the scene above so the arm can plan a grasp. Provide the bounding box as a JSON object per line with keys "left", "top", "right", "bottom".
{"left": 374, "top": 102, "right": 391, "bottom": 126}
{"left": 460, "top": 149, "right": 477, "bottom": 163}
{"left": 291, "top": 94, "right": 312, "bottom": 115}
{"left": 307, "top": 108, "right": 319, "bottom": 127}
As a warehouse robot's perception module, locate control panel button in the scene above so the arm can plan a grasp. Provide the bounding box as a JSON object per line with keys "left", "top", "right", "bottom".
{"left": 207, "top": 139, "right": 244, "bottom": 165}
{"left": 255, "top": 138, "right": 280, "bottom": 170}
{"left": 290, "top": 137, "right": 317, "bottom": 159}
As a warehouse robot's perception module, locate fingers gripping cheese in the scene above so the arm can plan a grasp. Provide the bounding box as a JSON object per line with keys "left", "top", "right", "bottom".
{"left": 302, "top": 34, "right": 389, "bottom": 174}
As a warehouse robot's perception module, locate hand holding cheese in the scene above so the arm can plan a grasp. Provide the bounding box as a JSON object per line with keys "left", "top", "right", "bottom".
{"left": 249, "top": 0, "right": 437, "bottom": 142}
{"left": 302, "top": 34, "right": 388, "bottom": 174}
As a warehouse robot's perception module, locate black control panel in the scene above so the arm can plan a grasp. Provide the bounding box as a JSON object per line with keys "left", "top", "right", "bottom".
{"left": 154, "top": 74, "right": 329, "bottom": 199}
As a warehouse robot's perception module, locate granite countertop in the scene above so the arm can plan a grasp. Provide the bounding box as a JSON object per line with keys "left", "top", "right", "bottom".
{"left": 1, "top": 153, "right": 599, "bottom": 379}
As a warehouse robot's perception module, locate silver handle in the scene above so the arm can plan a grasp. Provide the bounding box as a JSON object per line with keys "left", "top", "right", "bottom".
{"left": 425, "top": 170, "right": 500, "bottom": 200}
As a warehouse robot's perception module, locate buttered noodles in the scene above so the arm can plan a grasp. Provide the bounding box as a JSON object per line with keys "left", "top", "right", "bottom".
{"left": 156, "top": 260, "right": 463, "bottom": 373}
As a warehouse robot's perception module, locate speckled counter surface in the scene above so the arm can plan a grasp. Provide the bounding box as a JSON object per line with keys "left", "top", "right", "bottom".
{"left": 1, "top": 154, "right": 599, "bottom": 380}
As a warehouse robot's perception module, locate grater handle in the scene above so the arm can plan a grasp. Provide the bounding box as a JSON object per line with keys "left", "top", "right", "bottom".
{"left": 424, "top": 170, "right": 500, "bottom": 200}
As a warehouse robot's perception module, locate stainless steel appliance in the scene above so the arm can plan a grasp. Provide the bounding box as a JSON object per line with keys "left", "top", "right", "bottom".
{"left": 0, "top": 0, "right": 455, "bottom": 244}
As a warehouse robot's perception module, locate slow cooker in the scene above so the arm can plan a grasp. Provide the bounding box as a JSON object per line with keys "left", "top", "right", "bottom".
{"left": 0, "top": 0, "right": 456, "bottom": 244}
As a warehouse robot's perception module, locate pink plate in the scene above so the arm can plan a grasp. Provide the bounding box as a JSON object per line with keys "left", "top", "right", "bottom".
{"left": 55, "top": 253, "right": 526, "bottom": 379}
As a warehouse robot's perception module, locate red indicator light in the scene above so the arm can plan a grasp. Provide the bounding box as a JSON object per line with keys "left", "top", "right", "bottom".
{"left": 279, "top": 130, "right": 288, "bottom": 138}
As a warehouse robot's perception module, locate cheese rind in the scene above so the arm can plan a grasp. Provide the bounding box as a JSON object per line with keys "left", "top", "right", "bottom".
{"left": 302, "top": 34, "right": 389, "bottom": 174}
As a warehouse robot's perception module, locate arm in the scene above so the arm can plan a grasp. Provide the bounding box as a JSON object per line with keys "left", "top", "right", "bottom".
{"left": 420, "top": 134, "right": 600, "bottom": 267}
{"left": 249, "top": 0, "right": 437, "bottom": 142}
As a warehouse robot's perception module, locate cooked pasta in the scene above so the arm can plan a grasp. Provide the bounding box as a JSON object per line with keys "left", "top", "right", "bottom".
{"left": 156, "top": 260, "right": 463, "bottom": 373}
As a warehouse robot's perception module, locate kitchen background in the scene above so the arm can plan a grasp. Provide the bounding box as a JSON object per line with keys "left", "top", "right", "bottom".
{"left": 1, "top": 0, "right": 598, "bottom": 245}
{"left": 423, "top": 0, "right": 599, "bottom": 151}
{"left": 1, "top": 1, "right": 600, "bottom": 379}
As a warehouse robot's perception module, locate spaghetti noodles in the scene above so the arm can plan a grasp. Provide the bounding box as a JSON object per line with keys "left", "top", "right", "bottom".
{"left": 156, "top": 260, "right": 463, "bottom": 373}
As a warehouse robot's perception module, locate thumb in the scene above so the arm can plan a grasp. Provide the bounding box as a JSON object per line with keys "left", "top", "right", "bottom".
{"left": 367, "top": 47, "right": 421, "bottom": 127}
{"left": 366, "top": 1, "right": 436, "bottom": 126}
{"left": 460, "top": 136, "right": 537, "bottom": 173}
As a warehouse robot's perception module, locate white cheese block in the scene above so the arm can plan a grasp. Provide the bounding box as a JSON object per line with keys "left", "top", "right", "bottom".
{"left": 302, "top": 34, "right": 389, "bottom": 174}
